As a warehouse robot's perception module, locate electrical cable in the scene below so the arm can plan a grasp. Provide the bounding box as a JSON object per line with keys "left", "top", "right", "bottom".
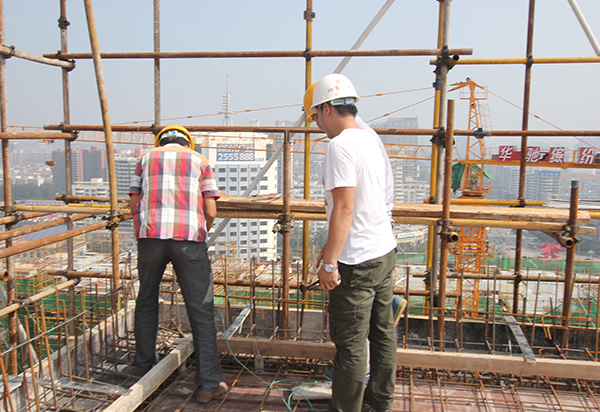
{"left": 214, "top": 308, "right": 320, "bottom": 411}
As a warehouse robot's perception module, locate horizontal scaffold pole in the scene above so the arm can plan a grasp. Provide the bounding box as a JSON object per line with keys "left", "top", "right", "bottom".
{"left": 0, "top": 45, "right": 75, "bottom": 69}
{"left": 430, "top": 56, "right": 600, "bottom": 65}
{"left": 0, "top": 132, "right": 75, "bottom": 140}
{"left": 44, "top": 48, "right": 474, "bottom": 60}
{"left": 0, "top": 279, "right": 79, "bottom": 318}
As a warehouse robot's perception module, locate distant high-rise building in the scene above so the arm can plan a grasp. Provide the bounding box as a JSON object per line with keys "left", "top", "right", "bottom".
{"left": 200, "top": 132, "right": 278, "bottom": 261}
{"left": 372, "top": 117, "right": 419, "bottom": 145}
{"left": 82, "top": 146, "right": 107, "bottom": 182}
{"left": 526, "top": 169, "right": 561, "bottom": 201}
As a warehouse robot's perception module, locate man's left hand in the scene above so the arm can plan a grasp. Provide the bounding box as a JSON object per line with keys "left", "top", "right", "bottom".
{"left": 317, "top": 265, "right": 340, "bottom": 290}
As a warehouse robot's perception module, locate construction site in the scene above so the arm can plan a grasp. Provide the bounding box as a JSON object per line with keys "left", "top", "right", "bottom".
{"left": 2, "top": 1, "right": 600, "bottom": 411}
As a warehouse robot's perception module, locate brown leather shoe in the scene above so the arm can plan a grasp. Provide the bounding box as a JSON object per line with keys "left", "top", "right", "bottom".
{"left": 195, "top": 382, "right": 229, "bottom": 403}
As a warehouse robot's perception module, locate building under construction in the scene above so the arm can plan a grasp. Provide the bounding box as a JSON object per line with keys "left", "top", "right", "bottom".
{"left": 2, "top": 1, "right": 600, "bottom": 411}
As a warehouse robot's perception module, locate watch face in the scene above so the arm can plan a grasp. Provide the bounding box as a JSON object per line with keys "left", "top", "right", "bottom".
{"left": 324, "top": 263, "right": 337, "bottom": 272}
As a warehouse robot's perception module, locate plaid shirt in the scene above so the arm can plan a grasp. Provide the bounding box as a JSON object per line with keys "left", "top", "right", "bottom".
{"left": 129, "top": 144, "right": 220, "bottom": 242}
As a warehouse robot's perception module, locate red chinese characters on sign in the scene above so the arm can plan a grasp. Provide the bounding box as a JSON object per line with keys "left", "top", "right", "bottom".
{"left": 579, "top": 147, "right": 596, "bottom": 165}
{"left": 548, "top": 147, "right": 565, "bottom": 164}
{"left": 498, "top": 146, "right": 514, "bottom": 161}
{"left": 526, "top": 147, "right": 541, "bottom": 163}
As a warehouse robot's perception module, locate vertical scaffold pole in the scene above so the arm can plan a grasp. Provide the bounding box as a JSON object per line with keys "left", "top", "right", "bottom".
{"left": 302, "top": 0, "right": 313, "bottom": 285}
{"left": 83, "top": 0, "right": 121, "bottom": 293}
{"left": 514, "top": 0, "right": 536, "bottom": 315}
{"left": 282, "top": 131, "right": 292, "bottom": 334}
{"left": 436, "top": 99, "right": 455, "bottom": 347}
{"left": 561, "top": 180, "right": 580, "bottom": 349}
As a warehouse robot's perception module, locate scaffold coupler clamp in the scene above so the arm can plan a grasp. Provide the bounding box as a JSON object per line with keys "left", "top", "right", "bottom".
{"left": 58, "top": 123, "right": 79, "bottom": 141}
{"left": 1, "top": 205, "right": 17, "bottom": 215}
{"left": 273, "top": 213, "right": 294, "bottom": 234}
{"left": 2, "top": 44, "right": 15, "bottom": 59}
{"left": 438, "top": 219, "right": 459, "bottom": 242}
{"left": 474, "top": 128, "right": 486, "bottom": 139}
{"left": 103, "top": 210, "right": 122, "bottom": 230}
{"left": 431, "top": 127, "right": 445, "bottom": 146}
{"left": 561, "top": 224, "right": 580, "bottom": 247}
{"left": 433, "top": 46, "right": 459, "bottom": 75}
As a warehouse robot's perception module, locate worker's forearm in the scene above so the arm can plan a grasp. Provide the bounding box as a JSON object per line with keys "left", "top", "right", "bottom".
{"left": 129, "top": 193, "right": 140, "bottom": 218}
{"left": 323, "top": 206, "right": 352, "bottom": 264}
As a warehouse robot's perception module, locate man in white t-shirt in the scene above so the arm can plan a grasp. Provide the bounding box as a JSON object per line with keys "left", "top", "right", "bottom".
{"left": 304, "top": 74, "right": 397, "bottom": 412}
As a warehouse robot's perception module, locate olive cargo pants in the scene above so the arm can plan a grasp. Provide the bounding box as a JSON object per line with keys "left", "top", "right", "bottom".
{"left": 328, "top": 247, "right": 398, "bottom": 412}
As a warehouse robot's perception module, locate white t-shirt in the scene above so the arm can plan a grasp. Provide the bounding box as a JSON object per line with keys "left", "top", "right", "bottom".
{"left": 355, "top": 115, "right": 395, "bottom": 219}
{"left": 324, "top": 128, "right": 397, "bottom": 265}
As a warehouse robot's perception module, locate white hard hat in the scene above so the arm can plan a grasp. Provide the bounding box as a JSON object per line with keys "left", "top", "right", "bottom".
{"left": 310, "top": 74, "right": 360, "bottom": 114}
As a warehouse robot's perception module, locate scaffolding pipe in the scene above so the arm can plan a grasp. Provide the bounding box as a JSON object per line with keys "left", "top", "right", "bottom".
{"left": 0, "top": 212, "right": 50, "bottom": 225}
{"left": 9, "top": 204, "right": 116, "bottom": 214}
{"left": 566, "top": 0, "right": 600, "bottom": 56}
{"left": 44, "top": 269, "right": 455, "bottom": 297}
{"left": 59, "top": 0, "right": 76, "bottom": 336}
{"left": 0, "top": 132, "right": 74, "bottom": 139}
{"left": 56, "top": 194, "right": 129, "bottom": 203}
{"left": 302, "top": 0, "right": 313, "bottom": 286}
{"left": 0, "top": 213, "right": 91, "bottom": 241}
{"left": 561, "top": 180, "right": 580, "bottom": 349}
{"left": 0, "top": 0, "right": 17, "bottom": 375}
{"left": 436, "top": 99, "right": 455, "bottom": 347}
{"left": 0, "top": 218, "right": 117, "bottom": 260}
{"left": 0, "top": 279, "right": 79, "bottom": 318}
{"left": 444, "top": 199, "right": 546, "bottom": 206}
{"left": 43, "top": 48, "right": 473, "bottom": 60}
{"left": 44, "top": 123, "right": 600, "bottom": 137}
{"left": 153, "top": 0, "right": 160, "bottom": 125}
{"left": 432, "top": 56, "right": 600, "bottom": 65}
{"left": 514, "top": 0, "right": 536, "bottom": 315}
{"left": 281, "top": 131, "right": 291, "bottom": 333}
{"left": 83, "top": 0, "right": 121, "bottom": 291}
{"left": 0, "top": 44, "right": 74, "bottom": 69}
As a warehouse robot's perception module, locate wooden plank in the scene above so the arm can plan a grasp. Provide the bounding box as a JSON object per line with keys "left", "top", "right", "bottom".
{"left": 218, "top": 337, "right": 600, "bottom": 381}
{"left": 104, "top": 339, "right": 194, "bottom": 412}
{"left": 216, "top": 196, "right": 591, "bottom": 223}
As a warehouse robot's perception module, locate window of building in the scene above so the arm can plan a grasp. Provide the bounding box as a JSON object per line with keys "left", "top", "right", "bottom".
{"left": 241, "top": 177, "right": 247, "bottom": 181}
{"left": 260, "top": 221, "right": 268, "bottom": 226}
{"left": 251, "top": 231, "right": 257, "bottom": 235}
{"left": 260, "top": 248, "right": 267, "bottom": 253}
{"left": 219, "top": 232, "right": 225, "bottom": 237}
{"left": 241, "top": 168, "right": 247, "bottom": 172}
{"left": 230, "top": 177, "right": 237, "bottom": 182}
{"left": 251, "top": 222, "right": 258, "bottom": 226}
{"left": 218, "top": 186, "right": 225, "bottom": 191}
{"left": 251, "top": 168, "right": 258, "bottom": 172}
{"left": 229, "top": 167, "right": 237, "bottom": 172}
{"left": 260, "top": 230, "right": 267, "bottom": 235}
{"left": 230, "top": 223, "right": 237, "bottom": 227}
{"left": 251, "top": 239, "right": 257, "bottom": 244}
{"left": 251, "top": 248, "right": 257, "bottom": 253}
{"left": 241, "top": 231, "right": 247, "bottom": 236}
{"left": 230, "top": 232, "right": 237, "bottom": 236}
{"left": 241, "top": 222, "right": 248, "bottom": 227}
{"left": 229, "top": 186, "right": 236, "bottom": 191}
{"left": 218, "top": 168, "right": 226, "bottom": 173}
{"left": 241, "top": 249, "right": 247, "bottom": 254}
{"left": 260, "top": 185, "right": 268, "bottom": 190}
{"left": 240, "top": 240, "right": 247, "bottom": 245}
{"left": 260, "top": 239, "right": 267, "bottom": 243}
{"left": 261, "top": 176, "right": 268, "bottom": 181}
{"left": 241, "top": 186, "right": 247, "bottom": 191}
{"left": 218, "top": 177, "right": 226, "bottom": 182}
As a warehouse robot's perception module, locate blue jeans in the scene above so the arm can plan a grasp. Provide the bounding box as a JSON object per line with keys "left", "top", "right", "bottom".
{"left": 134, "top": 238, "right": 222, "bottom": 394}
{"left": 328, "top": 248, "right": 398, "bottom": 412}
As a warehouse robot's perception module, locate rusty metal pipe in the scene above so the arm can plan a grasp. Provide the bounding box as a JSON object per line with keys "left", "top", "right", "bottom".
{"left": 55, "top": 194, "right": 129, "bottom": 203}
{"left": 83, "top": 0, "right": 121, "bottom": 291}
{"left": 0, "top": 132, "right": 74, "bottom": 139}
{"left": 43, "top": 48, "right": 473, "bottom": 60}
{"left": 0, "top": 213, "right": 90, "bottom": 241}
{"left": 281, "top": 130, "right": 291, "bottom": 333}
{"left": 0, "top": 218, "right": 122, "bottom": 260}
{"left": 436, "top": 99, "right": 455, "bottom": 347}
{"left": 561, "top": 180, "right": 580, "bottom": 348}
{"left": 0, "top": 212, "right": 50, "bottom": 225}
{"left": 514, "top": 0, "right": 537, "bottom": 315}
{"left": 0, "top": 44, "right": 74, "bottom": 69}
{"left": 0, "top": 279, "right": 79, "bottom": 318}
{"left": 430, "top": 56, "right": 600, "bottom": 65}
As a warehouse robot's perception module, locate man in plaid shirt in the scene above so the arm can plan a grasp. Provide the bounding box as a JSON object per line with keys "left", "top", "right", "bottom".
{"left": 129, "top": 125, "right": 228, "bottom": 402}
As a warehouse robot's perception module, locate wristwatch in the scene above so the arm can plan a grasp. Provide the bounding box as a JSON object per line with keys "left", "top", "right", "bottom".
{"left": 323, "top": 263, "right": 338, "bottom": 273}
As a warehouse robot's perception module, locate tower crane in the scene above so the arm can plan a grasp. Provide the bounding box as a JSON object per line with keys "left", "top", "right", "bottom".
{"left": 448, "top": 78, "right": 494, "bottom": 316}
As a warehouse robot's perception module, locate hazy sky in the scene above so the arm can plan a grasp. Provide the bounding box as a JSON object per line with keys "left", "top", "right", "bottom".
{"left": 4, "top": 1, "right": 600, "bottom": 151}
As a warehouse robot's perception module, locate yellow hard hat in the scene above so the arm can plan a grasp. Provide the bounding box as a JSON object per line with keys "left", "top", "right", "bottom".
{"left": 303, "top": 83, "right": 318, "bottom": 123}
{"left": 154, "top": 125, "right": 195, "bottom": 150}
